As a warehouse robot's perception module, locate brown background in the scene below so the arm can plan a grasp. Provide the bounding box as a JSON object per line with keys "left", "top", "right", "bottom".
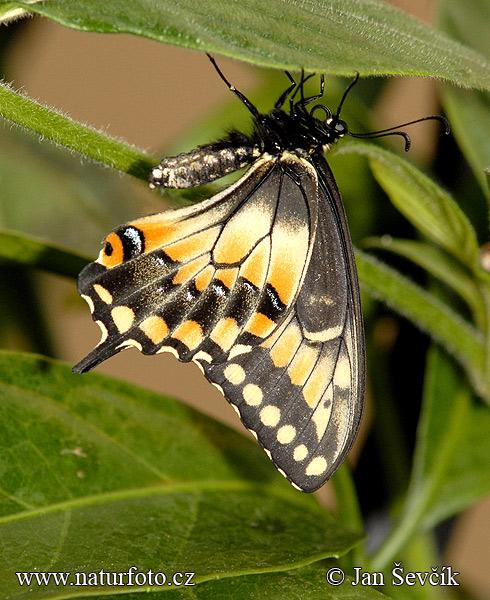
{"left": 5, "top": 1, "right": 489, "bottom": 597}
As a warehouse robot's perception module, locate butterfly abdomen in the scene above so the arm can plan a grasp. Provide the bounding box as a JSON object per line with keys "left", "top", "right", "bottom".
{"left": 149, "top": 133, "right": 259, "bottom": 189}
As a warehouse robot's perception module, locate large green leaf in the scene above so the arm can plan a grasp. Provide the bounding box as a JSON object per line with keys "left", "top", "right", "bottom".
{"left": 372, "top": 347, "right": 490, "bottom": 570}
{"left": 2, "top": 0, "right": 490, "bottom": 90}
{"left": 0, "top": 351, "right": 362, "bottom": 599}
{"left": 14, "top": 563, "right": 388, "bottom": 600}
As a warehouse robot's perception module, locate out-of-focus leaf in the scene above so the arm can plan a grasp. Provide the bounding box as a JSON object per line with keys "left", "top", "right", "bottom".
{"left": 0, "top": 229, "right": 88, "bottom": 278}
{"left": 356, "top": 250, "right": 487, "bottom": 402}
{"left": 3, "top": 0, "right": 490, "bottom": 89}
{"left": 0, "top": 350, "right": 362, "bottom": 599}
{"left": 372, "top": 347, "right": 490, "bottom": 570}
{"left": 337, "top": 141, "right": 480, "bottom": 269}
{"left": 439, "top": 0, "right": 490, "bottom": 209}
{"left": 442, "top": 87, "right": 490, "bottom": 204}
{"left": 0, "top": 123, "right": 159, "bottom": 256}
{"left": 363, "top": 236, "right": 485, "bottom": 328}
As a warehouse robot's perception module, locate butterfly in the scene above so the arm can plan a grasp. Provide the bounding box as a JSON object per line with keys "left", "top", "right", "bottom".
{"left": 73, "top": 56, "right": 448, "bottom": 492}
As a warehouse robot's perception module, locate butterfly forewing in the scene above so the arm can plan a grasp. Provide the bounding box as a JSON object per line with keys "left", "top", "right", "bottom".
{"left": 74, "top": 153, "right": 317, "bottom": 376}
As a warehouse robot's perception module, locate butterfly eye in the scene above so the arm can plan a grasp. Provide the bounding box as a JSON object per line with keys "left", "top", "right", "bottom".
{"left": 333, "top": 119, "right": 348, "bottom": 135}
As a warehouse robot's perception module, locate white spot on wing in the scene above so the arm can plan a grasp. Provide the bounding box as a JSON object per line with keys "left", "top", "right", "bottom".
{"left": 293, "top": 444, "right": 308, "bottom": 462}
{"left": 117, "top": 339, "right": 143, "bottom": 351}
{"left": 276, "top": 424, "right": 296, "bottom": 444}
{"left": 305, "top": 324, "right": 343, "bottom": 342}
{"left": 223, "top": 363, "right": 246, "bottom": 385}
{"left": 228, "top": 344, "right": 252, "bottom": 359}
{"left": 312, "top": 385, "right": 333, "bottom": 441}
{"left": 305, "top": 456, "right": 328, "bottom": 477}
{"left": 242, "top": 384, "right": 263, "bottom": 406}
{"left": 211, "top": 382, "right": 224, "bottom": 396}
{"left": 193, "top": 359, "right": 205, "bottom": 375}
{"left": 334, "top": 355, "right": 351, "bottom": 389}
{"left": 277, "top": 467, "right": 288, "bottom": 479}
{"left": 93, "top": 284, "right": 113, "bottom": 305}
{"left": 156, "top": 346, "right": 180, "bottom": 359}
{"left": 193, "top": 350, "right": 212, "bottom": 363}
{"left": 248, "top": 429, "right": 258, "bottom": 440}
{"left": 111, "top": 306, "right": 135, "bottom": 333}
{"left": 259, "top": 405, "right": 281, "bottom": 427}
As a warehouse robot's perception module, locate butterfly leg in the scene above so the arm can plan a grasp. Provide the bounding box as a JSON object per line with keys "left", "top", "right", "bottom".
{"left": 275, "top": 71, "right": 296, "bottom": 109}
{"left": 149, "top": 133, "right": 259, "bottom": 189}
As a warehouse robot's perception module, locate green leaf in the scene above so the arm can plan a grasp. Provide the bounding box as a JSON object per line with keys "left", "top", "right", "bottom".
{"left": 0, "top": 230, "right": 88, "bottom": 278}
{"left": 408, "top": 349, "right": 490, "bottom": 526}
{"left": 355, "top": 250, "right": 487, "bottom": 402}
{"left": 3, "top": 0, "right": 490, "bottom": 90}
{"left": 372, "top": 347, "right": 490, "bottom": 570}
{"left": 0, "top": 80, "right": 155, "bottom": 181}
{"left": 0, "top": 350, "right": 362, "bottom": 599}
{"left": 363, "top": 236, "right": 485, "bottom": 329}
{"left": 337, "top": 141, "right": 480, "bottom": 269}
{"left": 442, "top": 87, "right": 490, "bottom": 204}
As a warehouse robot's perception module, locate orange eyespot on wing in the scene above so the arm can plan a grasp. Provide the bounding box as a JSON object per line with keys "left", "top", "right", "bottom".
{"left": 98, "top": 232, "right": 124, "bottom": 268}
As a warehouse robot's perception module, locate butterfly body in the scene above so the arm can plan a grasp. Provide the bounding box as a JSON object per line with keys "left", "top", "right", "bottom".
{"left": 74, "top": 62, "right": 365, "bottom": 492}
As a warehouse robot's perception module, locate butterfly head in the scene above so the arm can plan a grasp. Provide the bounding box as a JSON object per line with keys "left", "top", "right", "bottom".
{"left": 311, "top": 110, "right": 350, "bottom": 147}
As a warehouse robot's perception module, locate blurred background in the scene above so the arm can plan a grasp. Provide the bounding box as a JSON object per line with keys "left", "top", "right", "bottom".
{"left": 0, "top": 1, "right": 488, "bottom": 597}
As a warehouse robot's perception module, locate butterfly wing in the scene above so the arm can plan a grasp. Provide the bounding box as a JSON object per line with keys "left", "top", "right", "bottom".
{"left": 74, "top": 153, "right": 318, "bottom": 375}
{"left": 201, "top": 154, "right": 364, "bottom": 492}
{"left": 74, "top": 149, "right": 363, "bottom": 492}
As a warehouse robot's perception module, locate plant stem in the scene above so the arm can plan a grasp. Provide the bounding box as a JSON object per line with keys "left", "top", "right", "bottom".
{"left": 0, "top": 81, "right": 156, "bottom": 180}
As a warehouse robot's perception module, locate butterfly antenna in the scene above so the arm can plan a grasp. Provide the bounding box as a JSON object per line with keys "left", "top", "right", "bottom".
{"left": 336, "top": 72, "right": 360, "bottom": 118}
{"left": 350, "top": 130, "right": 412, "bottom": 151}
{"left": 349, "top": 115, "right": 450, "bottom": 152}
{"left": 207, "top": 53, "right": 260, "bottom": 118}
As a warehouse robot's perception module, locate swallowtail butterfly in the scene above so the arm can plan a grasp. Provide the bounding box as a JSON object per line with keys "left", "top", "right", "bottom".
{"left": 74, "top": 56, "right": 448, "bottom": 492}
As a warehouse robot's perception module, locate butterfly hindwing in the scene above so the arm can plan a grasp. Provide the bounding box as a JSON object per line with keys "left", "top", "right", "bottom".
{"left": 199, "top": 154, "right": 364, "bottom": 492}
